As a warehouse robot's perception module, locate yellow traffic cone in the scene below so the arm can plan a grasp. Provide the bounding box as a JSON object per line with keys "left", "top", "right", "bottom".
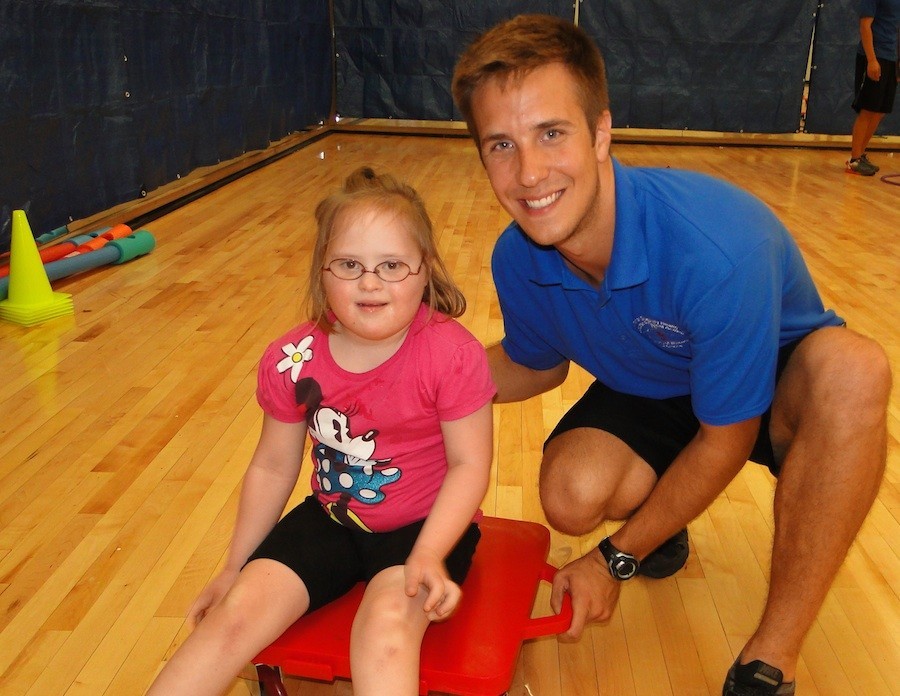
{"left": 0, "top": 210, "right": 74, "bottom": 326}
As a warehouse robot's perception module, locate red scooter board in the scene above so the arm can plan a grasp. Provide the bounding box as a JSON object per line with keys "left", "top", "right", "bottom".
{"left": 253, "top": 516, "right": 572, "bottom": 696}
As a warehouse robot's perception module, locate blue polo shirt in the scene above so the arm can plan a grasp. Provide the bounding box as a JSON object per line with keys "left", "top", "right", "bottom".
{"left": 859, "top": 0, "right": 900, "bottom": 61}
{"left": 492, "top": 159, "right": 843, "bottom": 426}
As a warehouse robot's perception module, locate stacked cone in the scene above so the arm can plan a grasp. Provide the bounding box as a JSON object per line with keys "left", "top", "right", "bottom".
{"left": 0, "top": 210, "right": 74, "bottom": 326}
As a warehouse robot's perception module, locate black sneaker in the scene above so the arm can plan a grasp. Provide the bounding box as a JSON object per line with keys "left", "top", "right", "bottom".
{"left": 846, "top": 157, "right": 877, "bottom": 176}
{"left": 860, "top": 153, "right": 880, "bottom": 172}
{"left": 637, "top": 528, "right": 689, "bottom": 578}
{"left": 723, "top": 659, "right": 796, "bottom": 695}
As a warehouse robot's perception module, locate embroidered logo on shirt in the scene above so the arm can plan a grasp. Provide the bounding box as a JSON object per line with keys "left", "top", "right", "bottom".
{"left": 276, "top": 335, "right": 314, "bottom": 382}
{"left": 633, "top": 316, "right": 688, "bottom": 349}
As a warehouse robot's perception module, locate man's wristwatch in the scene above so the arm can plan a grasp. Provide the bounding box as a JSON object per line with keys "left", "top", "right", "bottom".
{"left": 598, "top": 536, "right": 639, "bottom": 580}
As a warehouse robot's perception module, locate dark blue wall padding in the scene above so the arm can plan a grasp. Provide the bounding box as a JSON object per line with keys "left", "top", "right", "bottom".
{"left": 335, "top": 0, "right": 860, "bottom": 137}
{"left": 579, "top": 0, "right": 817, "bottom": 133}
{"left": 333, "top": 0, "right": 575, "bottom": 121}
{"left": 804, "top": 0, "right": 900, "bottom": 135}
{"left": 0, "top": 0, "right": 332, "bottom": 250}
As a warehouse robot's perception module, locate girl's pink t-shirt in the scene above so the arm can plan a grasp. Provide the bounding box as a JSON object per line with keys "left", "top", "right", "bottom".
{"left": 256, "top": 304, "right": 495, "bottom": 532}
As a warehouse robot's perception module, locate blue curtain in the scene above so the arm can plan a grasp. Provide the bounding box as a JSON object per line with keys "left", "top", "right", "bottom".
{"left": 577, "top": 0, "right": 816, "bottom": 132}
{"left": 333, "top": 0, "right": 574, "bottom": 120}
{"left": 335, "top": 0, "right": 900, "bottom": 138}
{"left": 0, "top": 0, "right": 332, "bottom": 247}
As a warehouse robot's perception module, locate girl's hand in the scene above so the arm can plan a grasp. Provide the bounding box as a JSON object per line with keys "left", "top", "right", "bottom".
{"left": 187, "top": 567, "right": 240, "bottom": 628}
{"left": 404, "top": 550, "right": 461, "bottom": 622}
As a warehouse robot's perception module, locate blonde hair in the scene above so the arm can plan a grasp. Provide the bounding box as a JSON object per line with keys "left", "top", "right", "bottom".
{"left": 452, "top": 14, "right": 609, "bottom": 146}
{"left": 306, "top": 167, "right": 466, "bottom": 331}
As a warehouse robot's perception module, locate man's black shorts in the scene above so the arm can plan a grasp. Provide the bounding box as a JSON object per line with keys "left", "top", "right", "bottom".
{"left": 853, "top": 53, "right": 897, "bottom": 113}
{"left": 247, "top": 496, "right": 481, "bottom": 612}
{"left": 545, "top": 338, "right": 804, "bottom": 479}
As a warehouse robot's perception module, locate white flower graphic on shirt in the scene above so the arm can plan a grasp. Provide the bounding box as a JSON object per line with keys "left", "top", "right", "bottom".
{"left": 276, "top": 336, "right": 314, "bottom": 382}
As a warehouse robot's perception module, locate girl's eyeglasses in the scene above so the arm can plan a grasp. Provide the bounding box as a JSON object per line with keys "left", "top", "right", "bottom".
{"left": 322, "top": 258, "right": 423, "bottom": 282}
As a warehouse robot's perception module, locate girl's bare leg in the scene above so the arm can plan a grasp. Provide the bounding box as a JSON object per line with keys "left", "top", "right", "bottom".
{"left": 350, "top": 566, "right": 432, "bottom": 696}
{"left": 146, "top": 559, "right": 310, "bottom": 696}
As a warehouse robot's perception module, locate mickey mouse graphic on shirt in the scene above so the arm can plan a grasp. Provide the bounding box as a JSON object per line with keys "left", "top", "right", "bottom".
{"left": 308, "top": 404, "right": 401, "bottom": 531}
{"left": 277, "top": 335, "right": 402, "bottom": 532}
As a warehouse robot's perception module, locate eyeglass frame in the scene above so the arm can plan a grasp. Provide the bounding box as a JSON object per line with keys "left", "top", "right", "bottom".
{"left": 321, "top": 257, "right": 424, "bottom": 282}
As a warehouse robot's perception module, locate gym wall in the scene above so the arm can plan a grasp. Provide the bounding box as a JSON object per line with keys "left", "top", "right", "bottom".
{"left": 0, "top": 0, "right": 332, "bottom": 247}
{"left": 1, "top": 0, "right": 896, "bottom": 250}
{"left": 334, "top": 0, "right": 898, "bottom": 136}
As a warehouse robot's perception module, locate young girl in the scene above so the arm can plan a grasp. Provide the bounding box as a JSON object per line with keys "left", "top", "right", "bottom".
{"left": 147, "top": 167, "right": 495, "bottom": 695}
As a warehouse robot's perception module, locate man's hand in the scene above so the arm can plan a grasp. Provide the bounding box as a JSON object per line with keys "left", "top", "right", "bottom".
{"left": 550, "top": 547, "right": 621, "bottom": 641}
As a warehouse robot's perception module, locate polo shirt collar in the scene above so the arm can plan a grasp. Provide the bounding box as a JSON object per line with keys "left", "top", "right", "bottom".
{"left": 608, "top": 158, "right": 650, "bottom": 290}
{"left": 520, "top": 158, "right": 649, "bottom": 291}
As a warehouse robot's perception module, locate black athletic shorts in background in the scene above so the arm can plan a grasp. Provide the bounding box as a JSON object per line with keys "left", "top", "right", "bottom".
{"left": 853, "top": 53, "right": 897, "bottom": 113}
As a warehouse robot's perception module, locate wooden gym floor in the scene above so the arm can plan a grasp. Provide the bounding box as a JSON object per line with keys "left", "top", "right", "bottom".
{"left": 0, "top": 133, "right": 897, "bottom": 695}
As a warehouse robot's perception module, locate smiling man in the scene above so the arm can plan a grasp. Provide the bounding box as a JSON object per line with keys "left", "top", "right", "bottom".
{"left": 452, "top": 14, "right": 891, "bottom": 696}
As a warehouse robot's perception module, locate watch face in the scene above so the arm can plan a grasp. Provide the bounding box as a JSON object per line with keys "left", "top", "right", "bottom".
{"left": 599, "top": 538, "right": 639, "bottom": 580}
{"left": 613, "top": 557, "right": 638, "bottom": 580}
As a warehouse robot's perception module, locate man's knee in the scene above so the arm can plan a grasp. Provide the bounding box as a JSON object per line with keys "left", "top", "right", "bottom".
{"left": 539, "top": 431, "right": 655, "bottom": 535}
{"left": 539, "top": 465, "right": 609, "bottom": 535}
{"left": 811, "top": 331, "right": 890, "bottom": 421}
{"left": 776, "top": 329, "right": 891, "bottom": 440}
{"left": 848, "top": 335, "right": 891, "bottom": 392}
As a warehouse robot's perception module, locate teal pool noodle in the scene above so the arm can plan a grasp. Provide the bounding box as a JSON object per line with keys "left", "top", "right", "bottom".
{"left": 41, "top": 245, "right": 120, "bottom": 279}
{"left": 110, "top": 230, "right": 156, "bottom": 263}
{"left": 35, "top": 226, "right": 110, "bottom": 246}
{"left": 35, "top": 224, "right": 71, "bottom": 245}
